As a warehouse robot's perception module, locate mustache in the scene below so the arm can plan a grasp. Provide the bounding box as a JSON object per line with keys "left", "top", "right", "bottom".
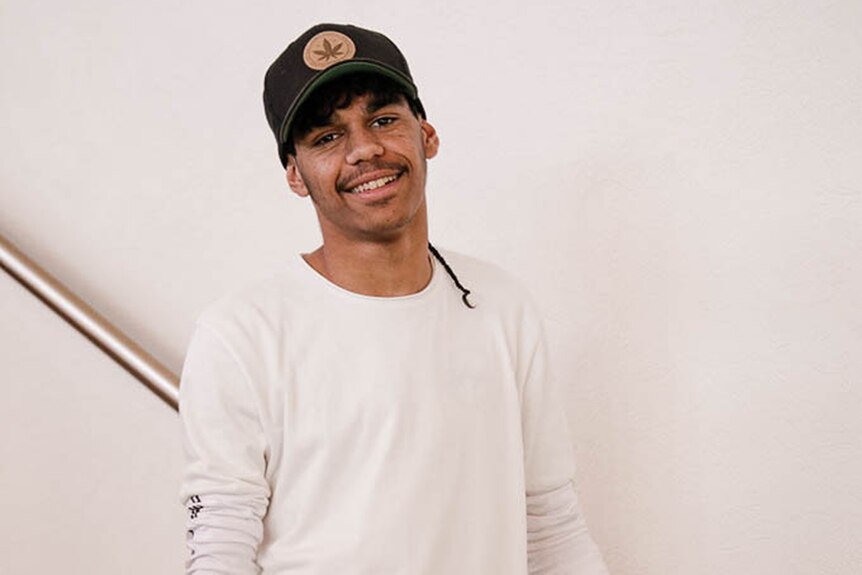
{"left": 337, "top": 161, "right": 405, "bottom": 192}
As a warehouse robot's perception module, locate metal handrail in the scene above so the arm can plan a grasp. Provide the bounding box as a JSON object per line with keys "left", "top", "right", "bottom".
{"left": 0, "top": 232, "right": 179, "bottom": 410}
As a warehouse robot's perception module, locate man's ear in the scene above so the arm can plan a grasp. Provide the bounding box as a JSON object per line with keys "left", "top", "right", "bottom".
{"left": 285, "top": 155, "right": 310, "bottom": 197}
{"left": 420, "top": 120, "right": 439, "bottom": 160}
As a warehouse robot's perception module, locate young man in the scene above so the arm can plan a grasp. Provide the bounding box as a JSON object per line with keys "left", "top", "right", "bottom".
{"left": 180, "top": 23, "right": 609, "bottom": 574}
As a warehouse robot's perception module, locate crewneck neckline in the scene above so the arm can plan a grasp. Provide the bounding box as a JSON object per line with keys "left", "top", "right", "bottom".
{"left": 293, "top": 252, "right": 441, "bottom": 304}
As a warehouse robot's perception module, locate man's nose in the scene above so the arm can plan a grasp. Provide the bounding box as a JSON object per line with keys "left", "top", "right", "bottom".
{"left": 345, "top": 128, "right": 384, "bottom": 164}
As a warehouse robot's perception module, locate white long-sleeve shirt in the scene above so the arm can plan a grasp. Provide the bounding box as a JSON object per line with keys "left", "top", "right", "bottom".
{"left": 180, "top": 249, "right": 609, "bottom": 574}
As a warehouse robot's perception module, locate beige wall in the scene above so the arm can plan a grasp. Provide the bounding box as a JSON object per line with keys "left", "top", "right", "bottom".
{"left": 2, "top": 1, "right": 860, "bottom": 573}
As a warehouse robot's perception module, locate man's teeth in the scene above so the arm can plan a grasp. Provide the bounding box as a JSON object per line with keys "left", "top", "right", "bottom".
{"left": 348, "top": 174, "right": 398, "bottom": 193}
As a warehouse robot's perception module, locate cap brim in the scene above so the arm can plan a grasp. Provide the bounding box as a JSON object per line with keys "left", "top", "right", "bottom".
{"left": 277, "top": 60, "right": 420, "bottom": 144}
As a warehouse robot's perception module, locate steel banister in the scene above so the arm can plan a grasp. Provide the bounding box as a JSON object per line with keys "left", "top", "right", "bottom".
{"left": 0, "top": 231, "right": 179, "bottom": 411}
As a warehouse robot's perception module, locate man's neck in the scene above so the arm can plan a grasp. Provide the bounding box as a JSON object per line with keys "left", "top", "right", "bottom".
{"left": 302, "top": 233, "right": 432, "bottom": 298}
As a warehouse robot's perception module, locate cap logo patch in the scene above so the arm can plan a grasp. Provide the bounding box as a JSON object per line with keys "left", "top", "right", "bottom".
{"left": 303, "top": 31, "right": 356, "bottom": 70}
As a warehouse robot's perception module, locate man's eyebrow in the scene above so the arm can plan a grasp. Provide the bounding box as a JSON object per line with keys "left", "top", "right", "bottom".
{"left": 364, "top": 95, "right": 403, "bottom": 115}
{"left": 299, "top": 116, "right": 336, "bottom": 140}
{"left": 297, "top": 95, "right": 405, "bottom": 142}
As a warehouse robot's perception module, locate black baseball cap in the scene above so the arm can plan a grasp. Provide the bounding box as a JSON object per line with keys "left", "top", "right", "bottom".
{"left": 263, "top": 23, "right": 426, "bottom": 167}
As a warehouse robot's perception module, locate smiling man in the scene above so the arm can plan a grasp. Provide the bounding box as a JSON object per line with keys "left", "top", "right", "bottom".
{"left": 179, "top": 23, "right": 609, "bottom": 575}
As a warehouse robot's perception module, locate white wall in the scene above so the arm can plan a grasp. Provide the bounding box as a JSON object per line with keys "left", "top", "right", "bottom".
{"left": 2, "top": 1, "right": 860, "bottom": 573}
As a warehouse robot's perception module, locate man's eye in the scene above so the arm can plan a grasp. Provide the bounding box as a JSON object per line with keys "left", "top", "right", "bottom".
{"left": 372, "top": 116, "right": 397, "bottom": 127}
{"left": 314, "top": 133, "right": 338, "bottom": 146}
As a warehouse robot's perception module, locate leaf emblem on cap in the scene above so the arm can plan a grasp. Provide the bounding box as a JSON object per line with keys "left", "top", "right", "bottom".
{"left": 313, "top": 38, "right": 344, "bottom": 63}
{"left": 302, "top": 31, "right": 356, "bottom": 70}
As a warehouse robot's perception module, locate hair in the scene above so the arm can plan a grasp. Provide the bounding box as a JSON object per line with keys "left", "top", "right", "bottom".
{"left": 429, "top": 243, "right": 475, "bottom": 309}
{"left": 286, "top": 72, "right": 424, "bottom": 156}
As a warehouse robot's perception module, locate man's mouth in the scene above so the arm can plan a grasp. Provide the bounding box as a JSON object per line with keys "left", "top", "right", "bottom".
{"left": 343, "top": 172, "right": 402, "bottom": 194}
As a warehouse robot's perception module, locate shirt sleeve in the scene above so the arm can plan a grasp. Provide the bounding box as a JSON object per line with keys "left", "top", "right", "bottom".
{"left": 179, "top": 322, "right": 271, "bottom": 575}
{"left": 520, "top": 305, "right": 610, "bottom": 574}
{"left": 527, "top": 482, "right": 610, "bottom": 574}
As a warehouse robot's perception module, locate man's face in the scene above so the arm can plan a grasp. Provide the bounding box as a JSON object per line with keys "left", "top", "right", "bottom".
{"left": 286, "top": 92, "right": 439, "bottom": 244}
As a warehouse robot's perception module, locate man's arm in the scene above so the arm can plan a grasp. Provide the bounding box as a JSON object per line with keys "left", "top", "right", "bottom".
{"left": 520, "top": 303, "right": 610, "bottom": 574}
{"left": 527, "top": 481, "right": 609, "bottom": 574}
{"left": 180, "top": 323, "right": 270, "bottom": 575}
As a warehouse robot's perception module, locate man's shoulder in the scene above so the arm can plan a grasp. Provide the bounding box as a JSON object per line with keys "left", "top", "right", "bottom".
{"left": 434, "top": 248, "right": 517, "bottom": 284}
{"left": 194, "top": 259, "right": 310, "bottom": 336}
{"left": 433, "top": 247, "right": 537, "bottom": 311}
